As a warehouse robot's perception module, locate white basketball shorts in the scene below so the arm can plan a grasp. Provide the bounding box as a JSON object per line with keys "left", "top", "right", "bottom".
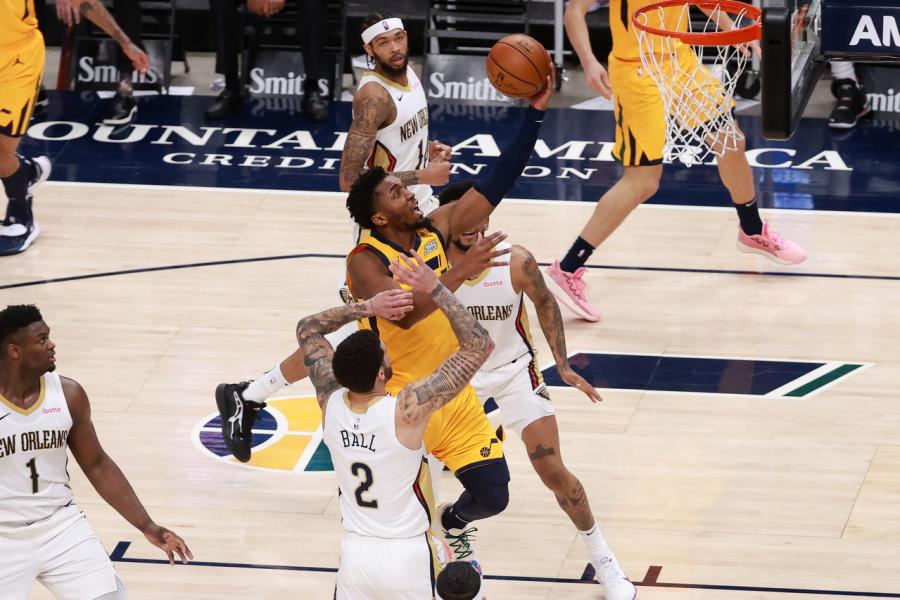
{"left": 335, "top": 531, "right": 440, "bottom": 600}
{"left": 471, "top": 354, "right": 556, "bottom": 439}
{"left": 0, "top": 504, "right": 120, "bottom": 600}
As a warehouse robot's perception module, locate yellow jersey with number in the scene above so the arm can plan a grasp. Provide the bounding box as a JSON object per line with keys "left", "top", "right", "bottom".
{"left": 1, "top": 0, "right": 38, "bottom": 48}
{"left": 348, "top": 224, "right": 455, "bottom": 392}
{"left": 610, "top": 0, "right": 687, "bottom": 60}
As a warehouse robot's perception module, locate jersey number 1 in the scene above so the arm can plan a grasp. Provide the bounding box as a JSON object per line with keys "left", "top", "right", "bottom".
{"left": 416, "top": 139, "right": 427, "bottom": 170}
{"left": 25, "top": 458, "right": 39, "bottom": 493}
{"left": 351, "top": 462, "right": 378, "bottom": 509}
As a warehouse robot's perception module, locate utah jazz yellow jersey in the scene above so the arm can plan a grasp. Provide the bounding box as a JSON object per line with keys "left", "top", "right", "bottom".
{"left": 1, "top": 0, "right": 39, "bottom": 48}
{"left": 610, "top": 0, "right": 687, "bottom": 60}
{"left": 349, "top": 225, "right": 455, "bottom": 392}
{"left": 347, "top": 227, "right": 503, "bottom": 474}
{"left": 348, "top": 224, "right": 504, "bottom": 473}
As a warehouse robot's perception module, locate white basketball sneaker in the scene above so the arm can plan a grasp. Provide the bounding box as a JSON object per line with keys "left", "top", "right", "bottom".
{"left": 594, "top": 555, "right": 637, "bottom": 600}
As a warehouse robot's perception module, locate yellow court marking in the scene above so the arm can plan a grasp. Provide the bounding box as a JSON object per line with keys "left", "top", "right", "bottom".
{"left": 268, "top": 397, "right": 323, "bottom": 433}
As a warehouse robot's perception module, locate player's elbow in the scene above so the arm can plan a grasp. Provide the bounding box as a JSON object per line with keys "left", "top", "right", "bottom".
{"left": 296, "top": 316, "right": 314, "bottom": 343}
{"left": 474, "top": 331, "right": 495, "bottom": 361}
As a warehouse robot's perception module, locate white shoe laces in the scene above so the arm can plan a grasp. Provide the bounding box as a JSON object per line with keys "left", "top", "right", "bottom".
{"left": 228, "top": 392, "right": 244, "bottom": 437}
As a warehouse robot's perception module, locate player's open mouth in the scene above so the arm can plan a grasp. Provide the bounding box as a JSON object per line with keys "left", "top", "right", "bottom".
{"left": 390, "top": 56, "right": 405, "bottom": 67}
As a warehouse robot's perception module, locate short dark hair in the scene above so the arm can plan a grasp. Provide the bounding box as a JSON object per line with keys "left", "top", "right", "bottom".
{"left": 436, "top": 561, "right": 482, "bottom": 600}
{"left": 361, "top": 12, "right": 393, "bottom": 34}
{"left": 346, "top": 167, "right": 389, "bottom": 230}
{"left": 332, "top": 330, "right": 384, "bottom": 393}
{"left": 438, "top": 180, "right": 475, "bottom": 206}
{"left": 0, "top": 304, "right": 44, "bottom": 347}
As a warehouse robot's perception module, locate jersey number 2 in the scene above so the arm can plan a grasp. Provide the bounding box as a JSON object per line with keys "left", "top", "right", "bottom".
{"left": 351, "top": 462, "right": 378, "bottom": 509}
{"left": 25, "top": 458, "right": 39, "bottom": 493}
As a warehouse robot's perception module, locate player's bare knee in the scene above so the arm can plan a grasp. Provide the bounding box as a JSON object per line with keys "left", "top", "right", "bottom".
{"left": 624, "top": 167, "right": 661, "bottom": 201}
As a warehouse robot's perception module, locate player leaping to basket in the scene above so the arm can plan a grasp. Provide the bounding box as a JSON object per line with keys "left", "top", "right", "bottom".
{"left": 546, "top": 0, "right": 807, "bottom": 322}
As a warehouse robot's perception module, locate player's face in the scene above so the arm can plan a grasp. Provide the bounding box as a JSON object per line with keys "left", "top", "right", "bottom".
{"left": 366, "top": 29, "right": 408, "bottom": 76}
{"left": 371, "top": 176, "right": 427, "bottom": 231}
{"left": 453, "top": 218, "right": 490, "bottom": 252}
{"left": 12, "top": 321, "right": 56, "bottom": 373}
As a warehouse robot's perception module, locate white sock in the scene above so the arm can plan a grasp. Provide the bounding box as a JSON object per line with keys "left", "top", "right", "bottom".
{"left": 243, "top": 365, "right": 288, "bottom": 403}
{"left": 831, "top": 61, "right": 857, "bottom": 82}
{"left": 578, "top": 523, "right": 625, "bottom": 577}
{"left": 580, "top": 525, "right": 620, "bottom": 571}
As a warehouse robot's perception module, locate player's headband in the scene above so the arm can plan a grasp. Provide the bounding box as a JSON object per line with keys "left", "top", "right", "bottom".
{"left": 361, "top": 18, "right": 405, "bottom": 44}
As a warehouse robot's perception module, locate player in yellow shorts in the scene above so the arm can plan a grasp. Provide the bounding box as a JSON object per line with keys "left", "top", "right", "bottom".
{"left": 214, "top": 71, "right": 553, "bottom": 562}
{"left": 544, "top": 0, "right": 807, "bottom": 324}
{"left": 0, "top": 0, "right": 147, "bottom": 255}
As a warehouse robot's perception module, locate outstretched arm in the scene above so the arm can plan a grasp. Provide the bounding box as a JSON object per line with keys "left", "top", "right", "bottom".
{"left": 64, "top": 377, "right": 192, "bottom": 565}
{"left": 339, "top": 84, "right": 450, "bottom": 192}
{"left": 297, "top": 290, "right": 414, "bottom": 407}
{"left": 71, "top": 0, "right": 149, "bottom": 72}
{"left": 428, "top": 68, "right": 554, "bottom": 240}
{"left": 511, "top": 246, "right": 602, "bottom": 403}
{"left": 391, "top": 256, "right": 494, "bottom": 432}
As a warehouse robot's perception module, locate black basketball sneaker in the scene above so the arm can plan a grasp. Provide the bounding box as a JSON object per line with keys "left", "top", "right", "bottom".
{"left": 215, "top": 382, "right": 266, "bottom": 462}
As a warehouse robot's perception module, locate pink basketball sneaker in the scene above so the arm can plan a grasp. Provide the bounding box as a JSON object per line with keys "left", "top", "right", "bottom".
{"left": 544, "top": 261, "right": 601, "bottom": 322}
{"left": 737, "top": 222, "right": 807, "bottom": 265}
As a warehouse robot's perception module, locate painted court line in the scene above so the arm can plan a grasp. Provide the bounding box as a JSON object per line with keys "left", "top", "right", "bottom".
{"left": 42, "top": 181, "right": 900, "bottom": 219}
{"left": 108, "top": 542, "right": 900, "bottom": 597}
{"left": 3, "top": 254, "right": 900, "bottom": 291}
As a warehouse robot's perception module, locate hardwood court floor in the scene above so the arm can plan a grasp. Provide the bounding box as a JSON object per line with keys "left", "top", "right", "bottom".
{"left": 3, "top": 182, "right": 899, "bottom": 599}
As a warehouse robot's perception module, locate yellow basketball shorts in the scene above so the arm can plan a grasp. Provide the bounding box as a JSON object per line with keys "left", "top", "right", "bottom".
{"left": 0, "top": 33, "right": 44, "bottom": 138}
{"left": 423, "top": 385, "right": 504, "bottom": 474}
{"left": 608, "top": 47, "right": 726, "bottom": 167}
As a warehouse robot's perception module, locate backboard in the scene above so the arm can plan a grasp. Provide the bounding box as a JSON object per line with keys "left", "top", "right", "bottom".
{"left": 761, "top": 0, "right": 900, "bottom": 140}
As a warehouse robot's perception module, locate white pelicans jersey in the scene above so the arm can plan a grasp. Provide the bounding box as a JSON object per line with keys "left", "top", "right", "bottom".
{"left": 356, "top": 66, "right": 432, "bottom": 206}
{"left": 323, "top": 388, "right": 434, "bottom": 539}
{"left": 454, "top": 243, "right": 535, "bottom": 372}
{"left": 0, "top": 372, "right": 74, "bottom": 528}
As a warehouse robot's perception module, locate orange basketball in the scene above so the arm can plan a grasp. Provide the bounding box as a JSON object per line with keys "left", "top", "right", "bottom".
{"left": 486, "top": 34, "right": 550, "bottom": 98}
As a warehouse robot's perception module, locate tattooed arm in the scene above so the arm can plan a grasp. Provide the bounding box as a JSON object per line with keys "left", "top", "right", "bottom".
{"left": 389, "top": 256, "right": 494, "bottom": 444}
{"left": 72, "top": 0, "right": 149, "bottom": 72}
{"left": 339, "top": 83, "right": 451, "bottom": 192}
{"left": 296, "top": 289, "right": 414, "bottom": 409}
{"left": 511, "top": 245, "right": 602, "bottom": 403}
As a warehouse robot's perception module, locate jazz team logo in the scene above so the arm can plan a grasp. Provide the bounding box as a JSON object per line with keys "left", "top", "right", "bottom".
{"left": 192, "top": 396, "right": 333, "bottom": 472}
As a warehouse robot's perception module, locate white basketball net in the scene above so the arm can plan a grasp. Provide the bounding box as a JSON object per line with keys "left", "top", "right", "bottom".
{"left": 635, "top": 3, "right": 757, "bottom": 167}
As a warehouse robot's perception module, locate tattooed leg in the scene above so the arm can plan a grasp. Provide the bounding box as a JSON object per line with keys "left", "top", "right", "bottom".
{"left": 522, "top": 415, "right": 596, "bottom": 531}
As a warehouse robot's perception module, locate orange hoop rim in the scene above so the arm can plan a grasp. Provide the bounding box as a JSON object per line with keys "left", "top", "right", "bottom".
{"left": 632, "top": 0, "right": 762, "bottom": 46}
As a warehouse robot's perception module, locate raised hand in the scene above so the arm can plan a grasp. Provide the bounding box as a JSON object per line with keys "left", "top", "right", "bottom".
{"left": 421, "top": 160, "right": 451, "bottom": 186}
{"left": 143, "top": 523, "right": 193, "bottom": 565}
{"left": 367, "top": 289, "right": 415, "bottom": 321}
{"left": 429, "top": 140, "right": 452, "bottom": 162}
{"left": 557, "top": 366, "right": 602, "bottom": 403}
{"left": 454, "top": 231, "right": 511, "bottom": 280}
{"left": 528, "top": 52, "right": 557, "bottom": 110}
{"left": 389, "top": 253, "right": 440, "bottom": 293}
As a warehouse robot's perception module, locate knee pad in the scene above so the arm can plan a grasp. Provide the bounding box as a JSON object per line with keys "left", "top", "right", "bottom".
{"left": 458, "top": 460, "right": 510, "bottom": 517}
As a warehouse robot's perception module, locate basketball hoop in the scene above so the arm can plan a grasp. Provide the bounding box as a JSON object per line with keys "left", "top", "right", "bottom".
{"left": 633, "top": 0, "right": 762, "bottom": 167}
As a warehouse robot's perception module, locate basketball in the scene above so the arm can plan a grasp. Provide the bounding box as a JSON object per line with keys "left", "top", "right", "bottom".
{"left": 486, "top": 34, "right": 550, "bottom": 98}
